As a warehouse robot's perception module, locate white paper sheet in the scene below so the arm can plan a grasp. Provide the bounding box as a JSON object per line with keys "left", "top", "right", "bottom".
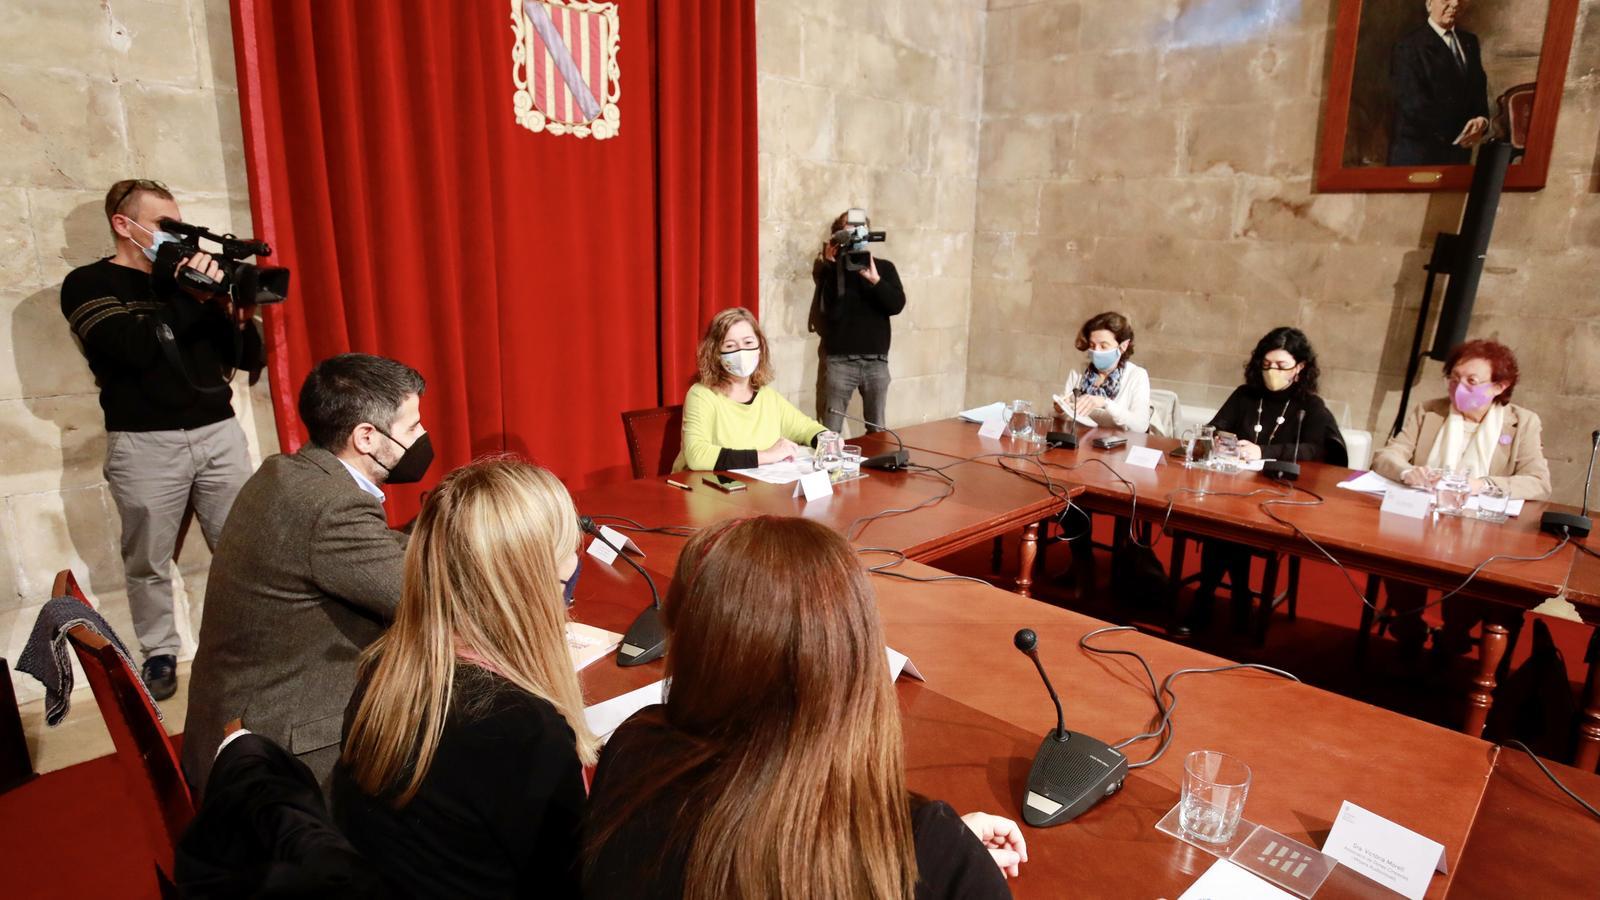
{"left": 958, "top": 401, "right": 1007, "bottom": 423}
{"left": 1463, "top": 495, "right": 1526, "bottom": 517}
{"left": 1177, "top": 860, "right": 1297, "bottom": 900}
{"left": 584, "top": 679, "right": 667, "bottom": 741}
{"left": 729, "top": 452, "right": 817, "bottom": 485}
{"left": 1338, "top": 470, "right": 1406, "bottom": 495}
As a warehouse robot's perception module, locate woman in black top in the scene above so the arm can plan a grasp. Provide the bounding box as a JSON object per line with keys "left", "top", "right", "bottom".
{"left": 1176, "top": 328, "right": 1346, "bottom": 637}
{"left": 584, "top": 517, "right": 1024, "bottom": 900}
{"left": 333, "top": 459, "right": 599, "bottom": 898}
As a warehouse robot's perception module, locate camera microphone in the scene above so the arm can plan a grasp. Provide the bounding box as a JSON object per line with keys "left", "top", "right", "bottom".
{"left": 580, "top": 517, "right": 666, "bottom": 666}
{"left": 1012, "top": 628, "right": 1127, "bottom": 826}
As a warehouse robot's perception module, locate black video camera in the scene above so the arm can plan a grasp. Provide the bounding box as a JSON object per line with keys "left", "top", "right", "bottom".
{"left": 829, "top": 207, "right": 885, "bottom": 273}
{"left": 151, "top": 217, "right": 290, "bottom": 306}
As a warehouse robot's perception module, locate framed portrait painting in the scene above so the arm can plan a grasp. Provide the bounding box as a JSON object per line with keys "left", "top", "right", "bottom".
{"left": 1316, "top": 0, "right": 1579, "bottom": 192}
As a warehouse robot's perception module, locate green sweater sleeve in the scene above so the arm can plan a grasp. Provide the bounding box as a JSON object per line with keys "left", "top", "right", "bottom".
{"left": 680, "top": 385, "right": 726, "bottom": 472}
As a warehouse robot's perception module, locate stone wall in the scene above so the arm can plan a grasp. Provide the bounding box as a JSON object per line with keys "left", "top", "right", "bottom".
{"left": 968, "top": 0, "right": 1600, "bottom": 504}
{"left": 755, "top": 0, "right": 984, "bottom": 431}
{"left": 1, "top": 0, "right": 277, "bottom": 701}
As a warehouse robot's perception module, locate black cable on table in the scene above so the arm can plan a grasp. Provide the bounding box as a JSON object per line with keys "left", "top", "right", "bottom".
{"left": 584, "top": 513, "right": 698, "bottom": 538}
{"left": 1503, "top": 740, "right": 1600, "bottom": 821}
{"left": 855, "top": 547, "right": 994, "bottom": 587}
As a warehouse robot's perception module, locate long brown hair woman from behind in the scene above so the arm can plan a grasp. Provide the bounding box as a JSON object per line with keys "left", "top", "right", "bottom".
{"left": 584, "top": 516, "right": 1025, "bottom": 900}
{"left": 334, "top": 457, "right": 598, "bottom": 898}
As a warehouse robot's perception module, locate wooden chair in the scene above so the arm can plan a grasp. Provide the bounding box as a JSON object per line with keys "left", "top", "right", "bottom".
{"left": 54, "top": 570, "right": 193, "bottom": 897}
{"left": 1166, "top": 536, "right": 1300, "bottom": 645}
{"left": 620, "top": 405, "right": 685, "bottom": 479}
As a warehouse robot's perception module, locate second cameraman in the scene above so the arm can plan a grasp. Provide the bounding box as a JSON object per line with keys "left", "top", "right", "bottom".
{"left": 59, "top": 179, "right": 264, "bottom": 700}
{"left": 810, "top": 208, "right": 906, "bottom": 434}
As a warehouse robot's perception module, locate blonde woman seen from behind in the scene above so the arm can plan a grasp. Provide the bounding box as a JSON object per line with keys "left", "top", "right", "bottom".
{"left": 334, "top": 458, "right": 597, "bottom": 898}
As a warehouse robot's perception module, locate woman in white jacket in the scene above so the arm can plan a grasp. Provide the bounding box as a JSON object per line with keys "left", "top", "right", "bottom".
{"left": 1055, "top": 311, "right": 1150, "bottom": 433}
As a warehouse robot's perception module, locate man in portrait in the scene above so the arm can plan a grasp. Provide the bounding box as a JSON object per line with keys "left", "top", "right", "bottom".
{"left": 1387, "top": 0, "right": 1491, "bottom": 165}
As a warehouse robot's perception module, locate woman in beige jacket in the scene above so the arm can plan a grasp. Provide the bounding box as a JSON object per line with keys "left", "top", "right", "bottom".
{"left": 1370, "top": 339, "right": 1552, "bottom": 657}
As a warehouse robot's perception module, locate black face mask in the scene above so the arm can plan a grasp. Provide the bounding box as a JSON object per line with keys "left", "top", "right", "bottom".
{"left": 561, "top": 557, "right": 583, "bottom": 607}
{"left": 369, "top": 428, "right": 434, "bottom": 484}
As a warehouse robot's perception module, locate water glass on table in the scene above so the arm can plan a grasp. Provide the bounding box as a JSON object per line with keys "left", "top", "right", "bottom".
{"left": 1008, "top": 399, "right": 1034, "bottom": 438}
{"left": 814, "top": 431, "right": 843, "bottom": 474}
{"left": 841, "top": 444, "right": 863, "bottom": 478}
{"left": 1476, "top": 483, "right": 1510, "bottom": 524}
{"left": 1180, "top": 750, "right": 1252, "bottom": 844}
{"left": 1434, "top": 469, "right": 1471, "bottom": 516}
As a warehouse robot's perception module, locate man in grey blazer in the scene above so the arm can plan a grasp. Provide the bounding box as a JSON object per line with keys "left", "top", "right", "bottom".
{"left": 183, "top": 353, "right": 434, "bottom": 798}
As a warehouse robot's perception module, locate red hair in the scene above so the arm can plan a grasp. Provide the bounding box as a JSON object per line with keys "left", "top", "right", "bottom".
{"left": 1444, "top": 339, "right": 1520, "bottom": 404}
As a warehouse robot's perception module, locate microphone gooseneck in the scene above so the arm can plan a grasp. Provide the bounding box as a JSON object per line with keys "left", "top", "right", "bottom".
{"left": 1014, "top": 628, "right": 1067, "bottom": 742}
{"left": 581, "top": 517, "right": 669, "bottom": 667}
{"left": 1290, "top": 408, "right": 1306, "bottom": 463}
{"left": 1582, "top": 430, "right": 1600, "bottom": 519}
{"left": 829, "top": 408, "right": 910, "bottom": 470}
{"left": 580, "top": 518, "right": 660, "bottom": 610}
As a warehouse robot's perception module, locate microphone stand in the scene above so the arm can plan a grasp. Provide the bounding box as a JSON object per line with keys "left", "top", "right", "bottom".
{"left": 829, "top": 408, "right": 910, "bottom": 470}
{"left": 1541, "top": 429, "right": 1598, "bottom": 538}
{"left": 580, "top": 517, "right": 667, "bottom": 666}
{"left": 1262, "top": 408, "right": 1306, "bottom": 481}
{"left": 1047, "top": 383, "right": 1081, "bottom": 450}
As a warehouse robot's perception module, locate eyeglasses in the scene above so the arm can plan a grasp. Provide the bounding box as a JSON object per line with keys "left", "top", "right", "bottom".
{"left": 1259, "top": 361, "right": 1299, "bottom": 371}
{"left": 108, "top": 179, "right": 169, "bottom": 217}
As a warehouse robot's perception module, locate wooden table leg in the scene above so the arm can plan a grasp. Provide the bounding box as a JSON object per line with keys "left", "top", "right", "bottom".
{"left": 1017, "top": 522, "right": 1040, "bottom": 598}
{"left": 1577, "top": 629, "right": 1600, "bottom": 772}
{"left": 1465, "top": 621, "right": 1511, "bottom": 737}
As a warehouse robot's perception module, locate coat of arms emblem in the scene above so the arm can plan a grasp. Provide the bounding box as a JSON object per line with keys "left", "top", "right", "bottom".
{"left": 511, "top": 0, "right": 621, "bottom": 140}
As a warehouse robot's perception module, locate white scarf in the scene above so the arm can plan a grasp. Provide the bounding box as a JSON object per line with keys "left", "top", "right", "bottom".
{"left": 1426, "top": 402, "right": 1505, "bottom": 479}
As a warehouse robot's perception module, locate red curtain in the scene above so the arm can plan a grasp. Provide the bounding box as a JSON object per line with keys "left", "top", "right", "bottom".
{"left": 231, "top": 0, "right": 756, "bottom": 522}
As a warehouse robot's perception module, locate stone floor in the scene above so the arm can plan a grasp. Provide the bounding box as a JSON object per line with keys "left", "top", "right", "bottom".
{"left": 17, "top": 659, "right": 191, "bottom": 776}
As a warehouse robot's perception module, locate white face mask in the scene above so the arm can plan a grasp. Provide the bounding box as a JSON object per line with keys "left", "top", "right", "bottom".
{"left": 720, "top": 348, "right": 760, "bottom": 378}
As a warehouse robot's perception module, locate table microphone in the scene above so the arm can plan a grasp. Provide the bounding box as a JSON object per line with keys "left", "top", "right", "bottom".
{"left": 579, "top": 517, "right": 666, "bottom": 666}
{"left": 828, "top": 408, "right": 910, "bottom": 470}
{"left": 1262, "top": 408, "right": 1306, "bottom": 482}
{"left": 1047, "top": 384, "right": 1081, "bottom": 450}
{"left": 1540, "top": 429, "right": 1598, "bottom": 538}
{"left": 1012, "top": 628, "right": 1127, "bottom": 826}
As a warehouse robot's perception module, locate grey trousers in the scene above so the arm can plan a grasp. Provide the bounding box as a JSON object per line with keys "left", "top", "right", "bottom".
{"left": 104, "top": 418, "right": 252, "bottom": 658}
{"left": 820, "top": 354, "right": 891, "bottom": 434}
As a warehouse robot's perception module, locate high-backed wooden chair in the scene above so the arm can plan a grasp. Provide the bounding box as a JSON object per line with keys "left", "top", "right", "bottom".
{"left": 54, "top": 570, "right": 193, "bottom": 896}
{"left": 621, "top": 405, "right": 685, "bottom": 479}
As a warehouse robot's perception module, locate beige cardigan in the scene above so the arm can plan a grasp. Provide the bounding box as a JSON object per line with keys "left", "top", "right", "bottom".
{"left": 1371, "top": 397, "right": 1552, "bottom": 500}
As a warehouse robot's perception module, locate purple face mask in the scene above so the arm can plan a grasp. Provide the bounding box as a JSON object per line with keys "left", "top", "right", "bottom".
{"left": 1452, "top": 381, "right": 1496, "bottom": 413}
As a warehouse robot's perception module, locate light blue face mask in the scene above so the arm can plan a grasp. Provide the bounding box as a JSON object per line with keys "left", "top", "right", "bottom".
{"left": 1090, "top": 347, "right": 1121, "bottom": 372}
{"left": 128, "top": 219, "right": 178, "bottom": 263}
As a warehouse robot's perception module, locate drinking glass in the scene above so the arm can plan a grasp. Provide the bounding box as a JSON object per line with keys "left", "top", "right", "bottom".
{"left": 1029, "top": 412, "right": 1051, "bottom": 443}
{"left": 1196, "top": 425, "right": 1216, "bottom": 464}
{"left": 1180, "top": 750, "right": 1252, "bottom": 844}
{"left": 814, "top": 430, "right": 843, "bottom": 473}
{"left": 1476, "top": 483, "right": 1510, "bottom": 524}
{"left": 1180, "top": 428, "right": 1198, "bottom": 466}
{"left": 1211, "top": 430, "right": 1241, "bottom": 473}
{"left": 1008, "top": 400, "right": 1034, "bottom": 438}
{"left": 841, "top": 444, "right": 863, "bottom": 478}
{"left": 1435, "top": 469, "right": 1470, "bottom": 516}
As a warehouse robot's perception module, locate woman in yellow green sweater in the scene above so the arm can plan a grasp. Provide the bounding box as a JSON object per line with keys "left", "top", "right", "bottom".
{"left": 674, "top": 308, "right": 828, "bottom": 472}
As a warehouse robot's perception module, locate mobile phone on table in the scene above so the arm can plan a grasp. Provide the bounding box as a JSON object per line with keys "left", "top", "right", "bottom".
{"left": 702, "top": 473, "right": 747, "bottom": 493}
{"left": 1093, "top": 436, "right": 1127, "bottom": 450}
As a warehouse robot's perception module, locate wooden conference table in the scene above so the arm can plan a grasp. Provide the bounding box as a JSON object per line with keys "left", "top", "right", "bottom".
{"left": 563, "top": 452, "right": 1595, "bottom": 898}
{"left": 872, "top": 418, "right": 1600, "bottom": 757}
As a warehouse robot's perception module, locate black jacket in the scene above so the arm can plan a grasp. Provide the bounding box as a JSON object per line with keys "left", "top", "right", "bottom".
{"left": 1387, "top": 24, "right": 1490, "bottom": 166}
{"left": 810, "top": 256, "right": 907, "bottom": 356}
{"left": 1208, "top": 385, "right": 1347, "bottom": 466}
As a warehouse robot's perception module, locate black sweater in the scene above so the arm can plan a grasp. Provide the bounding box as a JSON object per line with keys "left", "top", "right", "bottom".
{"left": 333, "top": 666, "right": 586, "bottom": 899}
{"left": 584, "top": 707, "right": 1011, "bottom": 900}
{"left": 60, "top": 258, "right": 263, "bottom": 431}
{"left": 1208, "top": 385, "right": 1346, "bottom": 465}
{"left": 812, "top": 257, "right": 907, "bottom": 356}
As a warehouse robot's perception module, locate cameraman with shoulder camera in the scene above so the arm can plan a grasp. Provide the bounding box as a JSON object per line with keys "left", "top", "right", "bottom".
{"left": 810, "top": 207, "right": 906, "bottom": 434}
{"left": 59, "top": 179, "right": 264, "bottom": 700}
